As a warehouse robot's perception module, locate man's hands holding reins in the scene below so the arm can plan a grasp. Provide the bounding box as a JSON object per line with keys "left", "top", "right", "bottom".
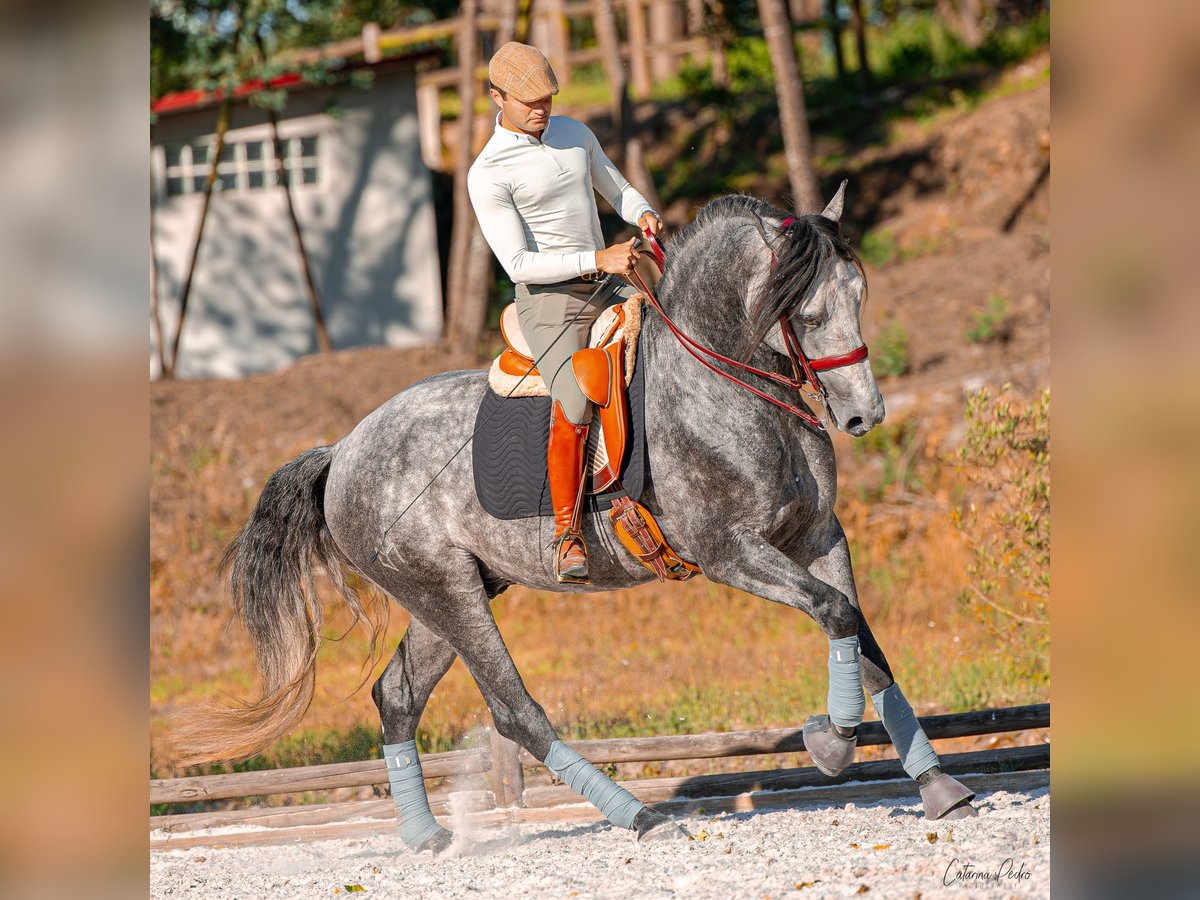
{"left": 596, "top": 212, "right": 663, "bottom": 275}
{"left": 596, "top": 237, "right": 641, "bottom": 275}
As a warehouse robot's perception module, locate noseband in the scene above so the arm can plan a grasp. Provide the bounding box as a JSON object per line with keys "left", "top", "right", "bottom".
{"left": 628, "top": 219, "right": 869, "bottom": 431}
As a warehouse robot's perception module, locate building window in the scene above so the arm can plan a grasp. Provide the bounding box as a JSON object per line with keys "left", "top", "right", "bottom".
{"left": 162, "top": 135, "right": 321, "bottom": 196}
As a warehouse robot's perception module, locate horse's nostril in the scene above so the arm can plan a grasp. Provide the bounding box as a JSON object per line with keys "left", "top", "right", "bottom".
{"left": 846, "top": 416, "right": 866, "bottom": 433}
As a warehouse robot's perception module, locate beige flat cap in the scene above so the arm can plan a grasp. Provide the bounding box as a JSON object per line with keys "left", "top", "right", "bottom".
{"left": 488, "top": 42, "right": 560, "bottom": 102}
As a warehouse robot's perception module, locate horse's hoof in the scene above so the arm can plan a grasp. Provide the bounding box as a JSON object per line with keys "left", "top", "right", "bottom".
{"left": 633, "top": 808, "right": 691, "bottom": 843}
{"left": 920, "top": 773, "right": 977, "bottom": 821}
{"left": 803, "top": 714, "right": 857, "bottom": 777}
{"left": 415, "top": 825, "right": 455, "bottom": 854}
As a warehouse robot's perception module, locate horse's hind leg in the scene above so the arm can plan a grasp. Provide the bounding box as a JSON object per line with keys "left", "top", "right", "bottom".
{"left": 371, "top": 617, "right": 458, "bottom": 852}
{"left": 411, "top": 567, "right": 688, "bottom": 843}
{"left": 808, "top": 527, "right": 977, "bottom": 820}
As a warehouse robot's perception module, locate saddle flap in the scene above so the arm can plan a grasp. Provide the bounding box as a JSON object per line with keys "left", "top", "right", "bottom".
{"left": 571, "top": 348, "right": 612, "bottom": 407}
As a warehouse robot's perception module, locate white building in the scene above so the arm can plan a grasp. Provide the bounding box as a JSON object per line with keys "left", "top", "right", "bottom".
{"left": 150, "top": 52, "right": 444, "bottom": 379}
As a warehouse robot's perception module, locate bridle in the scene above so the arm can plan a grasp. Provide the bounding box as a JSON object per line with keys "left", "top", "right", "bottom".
{"left": 626, "top": 218, "right": 869, "bottom": 431}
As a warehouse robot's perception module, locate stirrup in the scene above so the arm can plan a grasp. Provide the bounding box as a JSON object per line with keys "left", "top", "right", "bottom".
{"left": 554, "top": 529, "right": 589, "bottom": 584}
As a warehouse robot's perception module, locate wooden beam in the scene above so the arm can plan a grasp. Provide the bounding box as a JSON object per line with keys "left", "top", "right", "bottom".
{"left": 150, "top": 747, "right": 490, "bottom": 805}
{"left": 521, "top": 744, "right": 1050, "bottom": 809}
{"left": 150, "top": 766, "right": 1049, "bottom": 850}
{"left": 152, "top": 789, "right": 495, "bottom": 833}
{"left": 517, "top": 703, "right": 1050, "bottom": 766}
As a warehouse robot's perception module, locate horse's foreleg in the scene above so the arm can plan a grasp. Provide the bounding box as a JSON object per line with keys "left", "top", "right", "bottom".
{"left": 706, "top": 530, "right": 867, "bottom": 777}
{"left": 421, "top": 583, "right": 688, "bottom": 843}
{"left": 808, "top": 529, "right": 978, "bottom": 820}
{"left": 371, "top": 617, "right": 458, "bottom": 853}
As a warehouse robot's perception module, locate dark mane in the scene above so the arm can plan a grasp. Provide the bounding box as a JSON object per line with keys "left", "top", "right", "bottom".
{"left": 667, "top": 194, "right": 865, "bottom": 360}
{"left": 741, "top": 211, "right": 864, "bottom": 359}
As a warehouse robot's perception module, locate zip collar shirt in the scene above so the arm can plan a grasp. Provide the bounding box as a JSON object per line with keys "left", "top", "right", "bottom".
{"left": 467, "top": 114, "right": 656, "bottom": 284}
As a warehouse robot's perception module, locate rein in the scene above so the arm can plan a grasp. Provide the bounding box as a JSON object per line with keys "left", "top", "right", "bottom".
{"left": 627, "top": 221, "right": 869, "bottom": 431}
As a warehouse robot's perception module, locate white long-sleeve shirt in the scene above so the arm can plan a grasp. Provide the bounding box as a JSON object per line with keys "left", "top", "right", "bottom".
{"left": 467, "top": 114, "right": 656, "bottom": 284}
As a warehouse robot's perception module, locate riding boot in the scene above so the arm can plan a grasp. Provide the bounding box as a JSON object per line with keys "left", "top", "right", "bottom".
{"left": 548, "top": 400, "right": 590, "bottom": 583}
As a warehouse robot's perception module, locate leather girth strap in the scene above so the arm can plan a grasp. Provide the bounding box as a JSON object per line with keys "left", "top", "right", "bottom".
{"left": 608, "top": 492, "right": 700, "bottom": 582}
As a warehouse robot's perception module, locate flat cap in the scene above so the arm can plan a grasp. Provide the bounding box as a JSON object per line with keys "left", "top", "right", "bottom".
{"left": 488, "top": 42, "right": 560, "bottom": 102}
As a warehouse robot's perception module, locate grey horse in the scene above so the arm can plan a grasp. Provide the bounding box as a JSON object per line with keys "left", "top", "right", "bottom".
{"left": 176, "top": 187, "right": 977, "bottom": 852}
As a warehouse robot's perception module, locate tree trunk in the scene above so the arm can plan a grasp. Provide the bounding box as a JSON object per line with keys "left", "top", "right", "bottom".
{"left": 847, "top": 0, "right": 872, "bottom": 92}
{"left": 166, "top": 97, "right": 231, "bottom": 378}
{"left": 647, "top": 0, "right": 683, "bottom": 83}
{"left": 597, "top": 0, "right": 662, "bottom": 214}
{"left": 824, "top": 0, "right": 845, "bottom": 80}
{"left": 530, "top": 0, "right": 571, "bottom": 86}
{"left": 707, "top": 0, "right": 730, "bottom": 88}
{"left": 757, "top": 0, "right": 820, "bottom": 211}
{"left": 150, "top": 164, "right": 166, "bottom": 378}
{"left": 958, "top": 0, "right": 984, "bottom": 48}
{"left": 458, "top": 0, "right": 523, "bottom": 358}
{"left": 496, "top": 0, "right": 520, "bottom": 44}
{"left": 938, "top": 0, "right": 984, "bottom": 48}
{"left": 267, "top": 107, "right": 333, "bottom": 354}
{"left": 445, "top": 0, "right": 486, "bottom": 354}
{"left": 594, "top": 0, "right": 630, "bottom": 137}
{"left": 625, "top": 0, "right": 652, "bottom": 99}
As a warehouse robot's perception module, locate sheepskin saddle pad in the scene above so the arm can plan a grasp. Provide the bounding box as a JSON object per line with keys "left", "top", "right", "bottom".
{"left": 472, "top": 327, "right": 648, "bottom": 521}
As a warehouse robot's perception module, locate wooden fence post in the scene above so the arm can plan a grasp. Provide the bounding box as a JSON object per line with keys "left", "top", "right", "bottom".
{"left": 489, "top": 727, "right": 526, "bottom": 809}
{"left": 625, "top": 0, "right": 652, "bottom": 98}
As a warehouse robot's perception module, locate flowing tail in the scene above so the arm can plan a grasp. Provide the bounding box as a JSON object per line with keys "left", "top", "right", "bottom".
{"left": 172, "top": 445, "right": 383, "bottom": 765}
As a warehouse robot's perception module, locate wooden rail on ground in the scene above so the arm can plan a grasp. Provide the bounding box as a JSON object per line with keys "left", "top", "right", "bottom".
{"left": 150, "top": 703, "right": 1049, "bottom": 849}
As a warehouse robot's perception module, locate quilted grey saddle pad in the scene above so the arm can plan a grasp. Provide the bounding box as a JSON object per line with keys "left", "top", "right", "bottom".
{"left": 472, "top": 339, "right": 647, "bottom": 520}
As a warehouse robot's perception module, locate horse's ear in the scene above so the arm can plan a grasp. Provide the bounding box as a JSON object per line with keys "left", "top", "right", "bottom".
{"left": 821, "top": 180, "right": 848, "bottom": 222}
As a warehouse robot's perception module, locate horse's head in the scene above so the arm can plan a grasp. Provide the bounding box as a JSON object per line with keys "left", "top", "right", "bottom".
{"left": 743, "top": 183, "right": 886, "bottom": 437}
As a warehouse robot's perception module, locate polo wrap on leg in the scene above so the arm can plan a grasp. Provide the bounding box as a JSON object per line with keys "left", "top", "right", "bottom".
{"left": 544, "top": 740, "right": 644, "bottom": 829}
{"left": 827, "top": 635, "right": 866, "bottom": 728}
{"left": 871, "top": 683, "right": 940, "bottom": 780}
{"left": 383, "top": 741, "right": 442, "bottom": 848}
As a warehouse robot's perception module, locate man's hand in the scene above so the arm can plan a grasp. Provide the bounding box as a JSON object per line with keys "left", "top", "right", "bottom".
{"left": 596, "top": 237, "right": 642, "bottom": 274}
{"left": 638, "top": 211, "right": 664, "bottom": 238}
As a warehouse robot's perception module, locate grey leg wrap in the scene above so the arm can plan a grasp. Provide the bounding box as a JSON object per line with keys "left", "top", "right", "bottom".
{"left": 544, "top": 740, "right": 644, "bottom": 829}
{"left": 827, "top": 635, "right": 866, "bottom": 728}
{"left": 870, "top": 684, "right": 939, "bottom": 779}
{"left": 383, "top": 741, "right": 444, "bottom": 848}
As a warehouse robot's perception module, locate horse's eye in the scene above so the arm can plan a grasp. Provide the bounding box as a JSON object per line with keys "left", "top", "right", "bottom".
{"left": 799, "top": 315, "right": 821, "bottom": 328}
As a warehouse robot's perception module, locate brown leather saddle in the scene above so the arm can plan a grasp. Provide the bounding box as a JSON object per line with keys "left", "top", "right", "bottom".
{"left": 490, "top": 294, "right": 698, "bottom": 582}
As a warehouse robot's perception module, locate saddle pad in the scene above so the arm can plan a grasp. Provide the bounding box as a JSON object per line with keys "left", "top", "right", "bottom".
{"left": 473, "top": 335, "right": 648, "bottom": 520}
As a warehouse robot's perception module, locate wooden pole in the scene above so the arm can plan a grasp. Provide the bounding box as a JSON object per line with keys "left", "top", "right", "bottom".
{"left": 757, "top": 0, "right": 821, "bottom": 210}
{"left": 647, "top": 0, "right": 683, "bottom": 82}
{"left": 445, "top": 0, "right": 485, "bottom": 353}
{"left": 706, "top": 0, "right": 730, "bottom": 88}
{"left": 265, "top": 106, "right": 333, "bottom": 354}
{"left": 824, "top": 0, "right": 845, "bottom": 80}
{"left": 625, "top": 0, "right": 652, "bottom": 99}
{"left": 166, "top": 97, "right": 231, "bottom": 378}
{"left": 489, "top": 727, "right": 526, "bottom": 808}
{"left": 149, "top": 162, "right": 166, "bottom": 377}
{"left": 847, "top": 0, "right": 872, "bottom": 92}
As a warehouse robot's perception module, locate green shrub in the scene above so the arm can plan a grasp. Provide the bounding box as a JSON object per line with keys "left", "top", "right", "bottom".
{"left": 965, "top": 293, "right": 1012, "bottom": 343}
{"left": 872, "top": 319, "right": 911, "bottom": 377}
{"left": 860, "top": 229, "right": 899, "bottom": 267}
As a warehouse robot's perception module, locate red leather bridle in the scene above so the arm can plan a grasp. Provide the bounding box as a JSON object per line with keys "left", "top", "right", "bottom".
{"left": 627, "top": 219, "right": 869, "bottom": 431}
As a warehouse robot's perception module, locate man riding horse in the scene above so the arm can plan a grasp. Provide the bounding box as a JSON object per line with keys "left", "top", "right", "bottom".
{"left": 467, "top": 41, "right": 664, "bottom": 584}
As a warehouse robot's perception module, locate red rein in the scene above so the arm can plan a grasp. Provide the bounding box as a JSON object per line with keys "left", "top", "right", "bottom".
{"left": 628, "top": 223, "right": 869, "bottom": 430}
